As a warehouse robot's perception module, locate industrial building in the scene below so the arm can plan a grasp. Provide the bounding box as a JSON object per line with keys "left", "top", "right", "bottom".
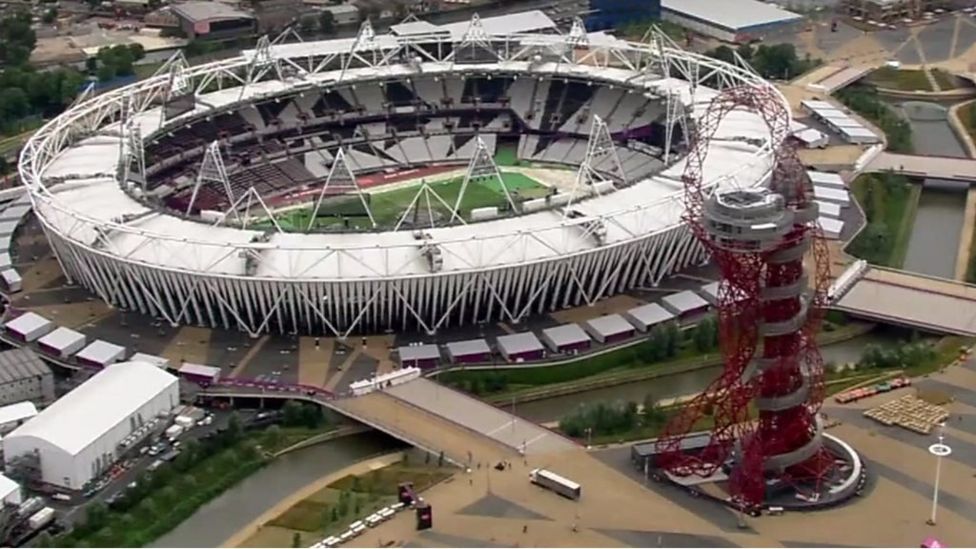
{"left": 660, "top": 0, "right": 803, "bottom": 42}
{"left": 0, "top": 349, "right": 55, "bottom": 407}
{"left": 3, "top": 362, "right": 179, "bottom": 491}
{"left": 171, "top": 1, "right": 257, "bottom": 39}
{"left": 586, "top": 0, "right": 661, "bottom": 31}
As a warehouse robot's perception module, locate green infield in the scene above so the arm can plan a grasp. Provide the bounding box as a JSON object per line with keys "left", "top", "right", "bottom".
{"left": 259, "top": 170, "right": 550, "bottom": 232}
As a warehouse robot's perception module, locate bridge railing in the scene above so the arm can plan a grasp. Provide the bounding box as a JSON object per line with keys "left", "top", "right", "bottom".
{"left": 209, "top": 377, "right": 336, "bottom": 400}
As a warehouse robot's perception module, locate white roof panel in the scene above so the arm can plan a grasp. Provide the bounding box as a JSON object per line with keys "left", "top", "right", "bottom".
{"left": 0, "top": 474, "right": 18, "bottom": 502}
{"left": 496, "top": 332, "right": 543, "bottom": 356}
{"left": 178, "top": 362, "right": 221, "bottom": 377}
{"left": 807, "top": 171, "right": 845, "bottom": 188}
{"left": 37, "top": 327, "right": 86, "bottom": 352}
{"left": 626, "top": 303, "right": 675, "bottom": 328}
{"left": 542, "top": 323, "right": 591, "bottom": 347}
{"left": 816, "top": 200, "right": 842, "bottom": 218}
{"left": 446, "top": 339, "right": 490, "bottom": 357}
{"left": 819, "top": 216, "right": 844, "bottom": 236}
{"left": 76, "top": 340, "right": 127, "bottom": 365}
{"left": 661, "top": 0, "right": 802, "bottom": 31}
{"left": 5, "top": 362, "right": 177, "bottom": 456}
{"left": 130, "top": 352, "right": 170, "bottom": 369}
{"left": 583, "top": 315, "right": 633, "bottom": 338}
{"left": 0, "top": 401, "right": 37, "bottom": 426}
{"left": 663, "top": 290, "right": 710, "bottom": 314}
{"left": 398, "top": 344, "right": 440, "bottom": 362}
{"left": 4, "top": 312, "right": 53, "bottom": 337}
{"left": 813, "top": 186, "right": 850, "bottom": 204}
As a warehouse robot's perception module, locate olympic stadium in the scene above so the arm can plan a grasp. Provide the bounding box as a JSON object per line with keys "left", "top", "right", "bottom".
{"left": 19, "top": 14, "right": 782, "bottom": 338}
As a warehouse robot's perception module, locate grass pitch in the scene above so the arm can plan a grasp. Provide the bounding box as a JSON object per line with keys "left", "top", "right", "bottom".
{"left": 267, "top": 171, "right": 549, "bottom": 231}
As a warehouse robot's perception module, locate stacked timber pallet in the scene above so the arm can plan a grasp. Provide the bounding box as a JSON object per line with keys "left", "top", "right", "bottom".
{"left": 863, "top": 395, "right": 950, "bottom": 434}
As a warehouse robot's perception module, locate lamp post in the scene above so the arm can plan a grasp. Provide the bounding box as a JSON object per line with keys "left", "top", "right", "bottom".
{"left": 926, "top": 424, "right": 952, "bottom": 526}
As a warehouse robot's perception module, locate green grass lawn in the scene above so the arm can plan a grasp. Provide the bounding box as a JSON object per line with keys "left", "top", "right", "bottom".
{"left": 866, "top": 67, "right": 933, "bottom": 92}
{"left": 265, "top": 171, "right": 549, "bottom": 231}
{"left": 846, "top": 172, "right": 919, "bottom": 268}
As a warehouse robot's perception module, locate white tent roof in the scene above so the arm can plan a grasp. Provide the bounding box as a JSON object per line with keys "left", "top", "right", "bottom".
{"left": 662, "top": 290, "right": 710, "bottom": 314}
{"left": 397, "top": 344, "right": 440, "bottom": 362}
{"left": 37, "top": 326, "right": 86, "bottom": 352}
{"left": 625, "top": 303, "right": 675, "bottom": 328}
{"left": 3, "top": 312, "right": 53, "bottom": 337}
{"left": 445, "top": 339, "right": 490, "bottom": 357}
{"left": 76, "top": 340, "right": 126, "bottom": 365}
{"left": 0, "top": 474, "right": 18, "bottom": 503}
{"left": 542, "top": 323, "right": 591, "bottom": 347}
{"left": 583, "top": 315, "right": 633, "bottom": 338}
{"left": 496, "top": 332, "right": 544, "bottom": 356}
{"left": 130, "top": 352, "right": 170, "bottom": 369}
{"left": 5, "top": 362, "right": 178, "bottom": 456}
{"left": 0, "top": 401, "right": 37, "bottom": 426}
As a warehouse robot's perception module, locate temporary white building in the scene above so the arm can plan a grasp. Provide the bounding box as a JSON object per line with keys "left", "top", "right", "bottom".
{"left": 37, "top": 327, "right": 87, "bottom": 359}
{"left": 2, "top": 362, "right": 179, "bottom": 490}
{"left": 75, "top": 340, "right": 127, "bottom": 369}
{"left": 3, "top": 312, "right": 54, "bottom": 342}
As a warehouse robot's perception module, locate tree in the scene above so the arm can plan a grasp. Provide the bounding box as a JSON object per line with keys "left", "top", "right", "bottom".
{"left": 264, "top": 424, "right": 283, "bottom": 449}
{"left": 292, "top": 532, "right": 302, "bottom": 548}
{"left": 299, "top": 15, "right": 318, "bottom": 35}
{"left": 282, "top": 400, "right": 303, "bottom": 426}
{"left": 226, "top": 412, "right": 243, "bottom": 442}
{"left": 36, "top": 532, "right": 53, "bottom": 548}
{"left": 337, "top": 490, "right": 349, "bottom": 516}
{"left": 85, "top": 502, "right": 109, "bottom": 531}
{"left": 42, "top": 8, "right": 57, "bottom": 24}
{"left": 707, "top": 45, "right": 735, "bottom": 64}
{"left": 330, "top": 506, "right": 339, "bottom": 522}
{"left": 318, "top": 10, "right": 335, "bottom": 35}
{"left": 96, "top": 63, "right": 116, "bottom": 83}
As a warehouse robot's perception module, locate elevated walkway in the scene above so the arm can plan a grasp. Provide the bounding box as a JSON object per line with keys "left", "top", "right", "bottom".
{"left": 831, "top": 264, "right": 976, "bottom": 336}
{"left": 866, "top": 152, "right": 976, "bottom": 183}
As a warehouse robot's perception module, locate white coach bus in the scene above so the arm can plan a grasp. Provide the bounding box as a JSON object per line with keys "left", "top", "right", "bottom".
{"left": 529, "top": 468, "right": 581, "bottom": 500}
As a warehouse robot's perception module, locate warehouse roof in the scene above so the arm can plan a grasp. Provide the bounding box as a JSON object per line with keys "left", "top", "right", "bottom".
{"left": 0, "top": 401, "right": 37, "bottom": 426}
{"left": 496, "top": 332, "right": 543, "bottom": 356}
{"left": 171, "top": 1, "right": 254, "bottom": 23}
{"left": 584, "top": 314, "right": 634, "bottom": 338}
{"left": 0, "top": 349, "right": 50, "bottom": 384}
{"left": 626, "top": 302, "right": 675, "bottom": 328}
{"left": 542, "top": 323, "right": 591, "bottom": 347}
{"left": 661, "top": 0, "right": 802, "bottom": 32}
{"left": 391, "top": 10, "right": 555, "bottom": 38}
{"left": 37, "top": 327, "right": 86, "bottom": 352}
{"left": 6, "top": 362, "right": 178, "bottom": 456}
{"left": 3, "top": 312, "right": 53, "bottom": 337}
{"left": 397, "top": 344, "right": 440, "bottom": 362}
{"left": 445, "top": 338, "right": 490, "bottom": 357}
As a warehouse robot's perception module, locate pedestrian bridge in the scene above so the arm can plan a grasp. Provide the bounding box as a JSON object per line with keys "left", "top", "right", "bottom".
{"left": 866, "top": 152, "right": 976, "bottom": 183}
{"left": 201, "top": 377, "right": 576, "bottom": 465}
{"left": 830, "top": 261, "right": 976, "bottom": 336}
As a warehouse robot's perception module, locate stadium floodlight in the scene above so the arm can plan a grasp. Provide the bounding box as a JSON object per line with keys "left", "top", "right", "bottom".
{"left": 186, "top": 141, "right": 236, "bottom": 216}
{"left": 395, "top": 181, "right": 458, "bottom": 231}
{"left": 119, "top": 120, "right": 146, "bottom": 191}
{"left": 450, "top": 14, "right": 501, "bottom": 64}
{"left": 664, "top": 90, "right": 689, "bottom": 164}
{"left": 216, "top": 187, "right": 283, "bottom": 232}
{"left": 567, "top": 17, "right": 589, "bottom": 48}
{"left": 307, "top": 148, "right": 376, "bottom": 230}
{"left": 565, "top": 115, "right": 625, "bottom": 212}
{"left": 452, "top": 136, "right": 516, "bottom": 223}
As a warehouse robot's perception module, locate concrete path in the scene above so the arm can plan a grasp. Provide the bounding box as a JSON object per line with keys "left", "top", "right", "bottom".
{"left": 298, "top": 336, "right": 334, "bottom": 387}
{"left": 228, "top": 335, "right": 269, "bottom": 378}
{"left": 160, "top": 326, "right": 212, "bottom": 365}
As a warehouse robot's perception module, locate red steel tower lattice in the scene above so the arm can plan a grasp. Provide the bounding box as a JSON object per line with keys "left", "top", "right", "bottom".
{"left": 655, "top": 84, "right": 835, "bottom": 509}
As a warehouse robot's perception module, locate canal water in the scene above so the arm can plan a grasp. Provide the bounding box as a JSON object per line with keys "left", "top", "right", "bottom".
{"left": 894, "top": 101, "right": 969, "bottom": 278}
{"left": 150, "top": 432, "right": 404, "bottom": 548}
{"left": 513, "top": 329, "right": 904, "bottom": 424}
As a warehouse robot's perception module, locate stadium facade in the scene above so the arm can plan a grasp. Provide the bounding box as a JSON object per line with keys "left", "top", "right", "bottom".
{"left": 21, "top": 14, "right": 783, "bottom": 338}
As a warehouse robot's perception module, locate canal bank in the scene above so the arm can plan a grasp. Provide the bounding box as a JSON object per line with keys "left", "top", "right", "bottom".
{"left": 150, "top": 432, "right": 405, "bottom": 548}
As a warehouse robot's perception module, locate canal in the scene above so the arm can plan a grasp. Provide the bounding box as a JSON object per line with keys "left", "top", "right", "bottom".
{"left": 894, "top": 100, "right": 969, "bottom": 279}
{"left": 150, "top": 432, "right": 404, "bottom": 548}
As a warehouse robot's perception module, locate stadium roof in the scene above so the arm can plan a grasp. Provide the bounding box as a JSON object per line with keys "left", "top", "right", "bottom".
{"left": 171, "top": 1, "right": 254, "bottom": 23}
{"left": 37, "top": 32, "right": 775, "bottom": 281}
{"left": 6, "top": 362, "right": 177, "bottom": 456}
{"left": 661, "top": 0, "right": 802, "bottom": 32}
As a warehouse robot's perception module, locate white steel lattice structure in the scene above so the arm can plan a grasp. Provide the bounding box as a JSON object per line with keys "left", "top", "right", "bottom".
{"left": 20, "top": 18, "right": 788, "bottom": 339}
